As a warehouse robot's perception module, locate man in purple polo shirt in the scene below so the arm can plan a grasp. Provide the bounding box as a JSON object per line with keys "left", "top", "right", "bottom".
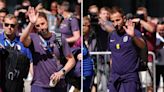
{"left": 108, "top": 7, "right": 146, "bottom": 92}
{"left": 20, "top": 7, "right": 75, "bottom": 92}
{"left": 58, "top": 1, "right": 80, "bottom": 48}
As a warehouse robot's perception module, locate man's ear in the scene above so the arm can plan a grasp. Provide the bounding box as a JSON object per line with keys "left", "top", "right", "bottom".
{"left": 123, "top": 16, "right": 126, "bottom": 23}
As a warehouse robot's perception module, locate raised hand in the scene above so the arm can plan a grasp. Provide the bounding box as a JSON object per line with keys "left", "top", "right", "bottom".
{"left": 123, "top": 20, "right": 135, "bottom": 37}
{"left": 27, "top": 7, "right": 39, "bottom": 24}
{"left": 35, "top": 3, "right": 43, "bottom": 11}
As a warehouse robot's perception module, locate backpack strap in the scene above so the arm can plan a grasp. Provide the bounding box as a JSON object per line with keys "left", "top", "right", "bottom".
{"left": 53, "top": 32, "right": 67, "bottom": 65}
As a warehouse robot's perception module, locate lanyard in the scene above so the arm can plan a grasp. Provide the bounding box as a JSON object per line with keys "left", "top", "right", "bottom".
{"left": 4, "top": 39, "right": 16, "bottom": 47}
{"left": 39, "top": 35, "right": 53, "bottom": 53}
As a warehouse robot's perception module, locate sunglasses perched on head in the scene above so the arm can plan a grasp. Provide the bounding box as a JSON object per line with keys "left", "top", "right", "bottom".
{"left": 4, "top": 23, "right": 16, "bottom": 28}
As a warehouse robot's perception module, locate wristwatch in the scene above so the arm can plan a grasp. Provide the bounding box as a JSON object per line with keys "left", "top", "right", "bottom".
{"left": 60, "top": 68, "right": 66, "bottom": 76}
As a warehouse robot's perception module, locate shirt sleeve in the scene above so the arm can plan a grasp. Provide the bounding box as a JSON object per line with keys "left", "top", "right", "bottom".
{"left": 134, "top": 29, "right": 142, "bottom": 38}
{"left": 61, "top": 36, "right": 72, "bottom": 57}
{"left": 70, "top": 17, "right": 80, "bottom": 32}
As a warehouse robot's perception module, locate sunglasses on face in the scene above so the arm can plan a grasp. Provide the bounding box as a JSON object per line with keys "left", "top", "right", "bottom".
{"left": 83, "top": 24, "right": 90, "bottom": 27}
{"left": 4, "top": 23, "right": 16, "bottom": 28}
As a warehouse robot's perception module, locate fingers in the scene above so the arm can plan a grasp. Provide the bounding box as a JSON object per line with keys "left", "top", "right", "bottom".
{"left": 126, "top": 19, "right": 135, "bottom": 28}
{"left": 123, "top": 26, "right": 127, "bottom": 31}
{"left": 35, "top": 3, "right": 43, "bottom": 11}
{"left": 132, "top": 18, "right": 140, "bottom": 23}
{"left": 36, "top": 12, "right": 39, "bottom": 19}
{"left": 28, "top": 7, "right": 35, "bottom": 15}
{"left": 50, "top": 72, "right": 61, "bottom": 82}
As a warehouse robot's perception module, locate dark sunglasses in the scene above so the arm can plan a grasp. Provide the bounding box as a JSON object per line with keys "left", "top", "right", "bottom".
{"left": 4, "top": 23, "right": 16, "bottom": 28}
{"left": 83, "top": 24, "right": 90, "bottom": 27}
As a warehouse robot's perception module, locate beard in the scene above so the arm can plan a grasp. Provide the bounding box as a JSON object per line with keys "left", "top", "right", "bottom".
{"left": 38, "top": 29, "right": 49, "bottom": 36}
{"left": 115, "top": 25, "right": 125, "bottom": 35}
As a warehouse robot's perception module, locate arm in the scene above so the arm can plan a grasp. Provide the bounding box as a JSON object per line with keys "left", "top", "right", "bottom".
{"left": 35, "top": 3, "right": 51, "bottom": 15}
{"left": 62, "top": 54, "right": 76, "bottom": 74}
{"left": 20, "top": 22, "right": 33, "bottom": 47}
{"left": 99, "top": 19, "right": 114, "bottom": 33}
{"left": 103, "top": 23, "right": 114, "bottom": 33}
{"left": 66, "top": 17, "right": 80, "bottom": 43}
{"left": 140, "top": 20, "right": 155, "bottom": 33}
{"left": 66, "top": 31, "right": 80, "bottom": 43}
{"left": 132, "top": 18, "right": 155, "bottom": 33}
{"left": 50, "top": 37, "right": 76, "bottom": 82}
{"left": 50, "top": 54, "right": 76, "bottom": 82}
{"left": 20, "top": 7, "right": 39, "bottom": 47}
{"left": 132, "top": 36, "right": 145, "bottom": 49}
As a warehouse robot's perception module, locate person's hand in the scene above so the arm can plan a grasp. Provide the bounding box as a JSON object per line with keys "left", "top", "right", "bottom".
{"left": 98, "top": 18, "right": 105, "bottom": 25}
{"left": 27, "top": 7, "right": 39, "bottom": 24}
{"left": 77, "top": 53, "right": 82, "bottom": 61}
{"left": 50, "top": 70, "right": 64, "bottom": 83}
{"left": 35, "top": 3, "right": 43, "bottom": 12}
{"left": 18, "top": 9, "right": 27, "bottom": 13}
{"left": 123, "top": 20, "right": 135, "bottom": 37}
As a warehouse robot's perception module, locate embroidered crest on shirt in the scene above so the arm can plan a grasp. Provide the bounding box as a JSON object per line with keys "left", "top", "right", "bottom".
{"left": 123, "top": 36, "right": 128, "bottom": 42}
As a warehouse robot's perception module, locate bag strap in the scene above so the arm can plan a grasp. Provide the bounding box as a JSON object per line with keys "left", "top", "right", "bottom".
{"left": 53, "top": 33, "right": 67, "bottom": 65}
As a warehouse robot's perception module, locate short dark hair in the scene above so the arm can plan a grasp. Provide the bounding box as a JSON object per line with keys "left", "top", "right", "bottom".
{"left": 60, "top": 0, "right": 70, "bottom": 11}
{"left": 110, "top": 6, "right": 124, "bottom": 17}
{"left": 4, "top": 14, "right": 17, "bottom": 24}
{"left": 38, "top": 12, "right": 48, "bottom": 21}
{"left": 100, "top": 7, "right": 111, "bottom": 14}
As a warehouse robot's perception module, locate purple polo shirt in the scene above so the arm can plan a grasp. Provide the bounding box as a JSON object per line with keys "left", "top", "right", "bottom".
{"left": 108, "top": 30, "right": 142, "bottom": 91}
{"left": 59, "top": 17, "right": 79, "bottom": 38}
{"left": 29, "top": 33, "right": 72, "bottom": 88}
{"left": 109, "top": 29, "right": 141, "bottom": 74}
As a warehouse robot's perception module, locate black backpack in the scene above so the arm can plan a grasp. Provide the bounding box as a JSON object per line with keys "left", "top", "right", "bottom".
{"left": 0, "top": 48, "right": 9, "bottom": 89}
{"left": 53, "top": 32, "right": 81, "bottom": 89}
{"left": 4, "top": 46, "right": 30, "bottom": 92}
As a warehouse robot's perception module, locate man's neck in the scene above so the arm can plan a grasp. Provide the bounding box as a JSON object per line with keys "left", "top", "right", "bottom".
{"left": 63, "top": 12, "right": 71, "bottom": 19}
{"left": 117, "top": 29, "right": 125, "bottom": 36}
{"left": 4, "top": 33, "right": 15, "bottom": 41}
{"left": 42, "top": 32, "right": 52, "bottom": 40}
